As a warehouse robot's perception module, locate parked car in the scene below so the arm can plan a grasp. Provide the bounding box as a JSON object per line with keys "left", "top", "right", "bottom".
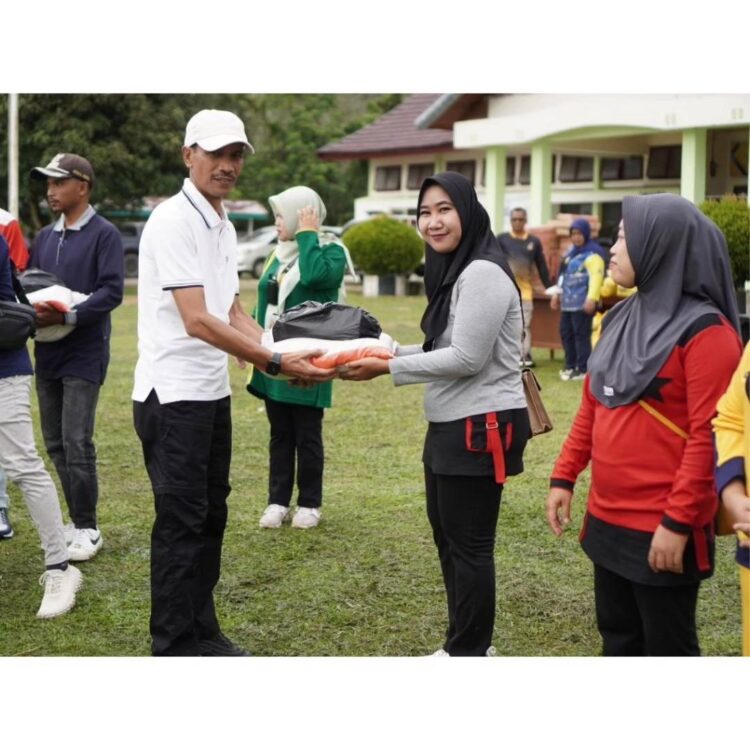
{"left": 117, "top": 221, "right": 146, "bottom": 278}
{"left": 237, "top": 225, "right": 342, "bottom": 279}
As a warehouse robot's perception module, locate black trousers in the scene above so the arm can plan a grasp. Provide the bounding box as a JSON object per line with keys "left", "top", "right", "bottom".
{"left": 559, "top": 310, "right": 592, "bottom": 372}
{"left": 593, "top": 564, "right": 701, "bottom": 656}
{"left": 425, "top": 466, "right": 502, "bottom": 656}
{"left": 264, "top": 398, "right": 324, "bottom": 508}
{"left": 133, "top": 390, "right": 231, "bottom": 656}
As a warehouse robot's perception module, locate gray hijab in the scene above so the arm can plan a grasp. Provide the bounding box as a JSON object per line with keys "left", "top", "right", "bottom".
{"left": 588, "top": 193, "right": 739, "bottom": 408}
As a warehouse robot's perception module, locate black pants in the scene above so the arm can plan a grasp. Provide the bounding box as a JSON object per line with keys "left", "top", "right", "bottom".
{"left": 133, "top": 390, "right": 231, "bottom": 656}
{"left": 265, "top": 398, "right": 324, "bottom": 508}
{"left": 593, "top": 564, "right": 701, "bottom": 656}
{"left": 559, "top": 310, "right": 592, "bottom": 372}
{"left": 425, "top": 467, "right": 502, "bottom": 656}
{"left": 36, "top": 375, "right": 101, "bottom": 529}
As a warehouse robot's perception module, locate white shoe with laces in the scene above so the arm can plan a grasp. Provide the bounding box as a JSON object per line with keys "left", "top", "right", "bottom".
{"left": 63, "top": 522, "right": 75, "bottom": 545}
{"left": 259, "top": 504, "right": 291, "bottom": 528}
{"left": 292, "top": 507, "right": 321, "bottom": 529}
{"left": 67, "top": 527, "right": 103, "bottom": 562}
{"left": 36, "top": 565, "right": 83, "bottom": 618}
{"left": 431, "top": 648, "right": 449, "bottom": 656}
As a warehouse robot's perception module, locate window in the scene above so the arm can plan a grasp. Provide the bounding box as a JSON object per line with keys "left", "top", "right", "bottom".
{"left": 506, "top": 156, "right": 516, "bottom": 185}
{"left": 646, "top": 146, "right": 682, "bottom": 179}
{"left": 446, "top": 160, "right": 476, "bottom": 185}
{"left": 559, "top": 156, "right": 595, "bottom": 183}
{"left": 407, "top": 163, "right": 435, "bottom": 190}
{"left": 519, "top": 156, "right": 530, "bottom": 185}
{"left": 559, "top": 203, "right": 593, "bottom": 215}
{"left": 375, "top": 166, "right": 401, "bottom": 191}
{"left": 518, "top": 154, "right": 555, "bottom": 184}
{"left": 601, "top": 202, "right": 623, "bottom": 242}
{"left": 601, "top": 156, "right": 644, "bottom": 181}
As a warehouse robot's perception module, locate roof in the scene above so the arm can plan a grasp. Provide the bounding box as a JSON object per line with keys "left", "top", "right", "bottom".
{"left": 317, "top": 94, "right": 455, "bottom": 161}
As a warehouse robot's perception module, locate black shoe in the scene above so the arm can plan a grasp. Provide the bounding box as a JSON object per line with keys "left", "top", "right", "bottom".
{"left": 0, "top": 507, "right": 13, "bottom": 540}
{"left": 198, "top": 632, "right": 251, "bottom": 657}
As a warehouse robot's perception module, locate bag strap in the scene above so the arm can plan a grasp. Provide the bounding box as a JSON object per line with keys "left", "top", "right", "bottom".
{"left": 10, "top": 263, "right": 31, "bottom": 306}
{"left": 637, "top": 399, "right": 688, "bottom": 440}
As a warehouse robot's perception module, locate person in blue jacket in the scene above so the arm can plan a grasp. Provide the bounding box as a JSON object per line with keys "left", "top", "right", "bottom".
{"left": 551, "top": 218, "right": 605, "bottom": 380}
{"left": 29, "top": 153, "right": 124, "bottom": 563}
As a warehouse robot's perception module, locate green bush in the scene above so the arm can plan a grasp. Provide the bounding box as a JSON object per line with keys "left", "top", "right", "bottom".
{"left": 342, "top": 216, "right": 424, "bottom": 276}
{"left": 699, "top": 195, "right": 750, "bottom": 288}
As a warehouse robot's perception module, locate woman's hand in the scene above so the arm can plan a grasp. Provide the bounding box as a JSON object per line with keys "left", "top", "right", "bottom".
{"left": 647, "top": 525, "right": 688, "bottom": 573}
{"left": 720, "top": 484, "right": 750, "bottom": 547}
{"left": 546, "top": 487, "right": 573, "bottom": 536}
{"left": 297, "top": 205, "right": 320, "bottom": 233}
{"left": 337, "top": 357, "right": 390, "bottom": 381}
{"left": 550, "top": 294, "right": 560, "bottom": 311}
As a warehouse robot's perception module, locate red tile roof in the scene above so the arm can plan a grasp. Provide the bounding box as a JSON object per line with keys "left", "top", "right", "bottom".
{"left": 318, "top": 94, "right": 455, "bottom": 161}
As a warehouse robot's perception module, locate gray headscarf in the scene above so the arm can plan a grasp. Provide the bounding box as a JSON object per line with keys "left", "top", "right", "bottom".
{"left": 588, "top": 193, "right": 740, "bottom": 408}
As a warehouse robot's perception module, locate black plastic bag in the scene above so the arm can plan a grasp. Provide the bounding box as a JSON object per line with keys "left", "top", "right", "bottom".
{"left": 272, "top": 301, "right": 382, "bottom": 342}
{"left": 18, "top": 267, "right": 64, "bottom": 293}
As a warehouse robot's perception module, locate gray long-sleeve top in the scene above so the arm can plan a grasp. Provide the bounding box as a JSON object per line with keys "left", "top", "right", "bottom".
{"left": 390, "top": 259, "right": 526, "bottom": 423}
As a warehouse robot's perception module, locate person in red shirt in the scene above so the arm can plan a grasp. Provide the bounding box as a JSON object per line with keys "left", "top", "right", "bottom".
{"left": 546, "top": 193, "right": 742, "bottom": 656}
{"left": 0, "top": 208, "right": 29, "bottom": 271}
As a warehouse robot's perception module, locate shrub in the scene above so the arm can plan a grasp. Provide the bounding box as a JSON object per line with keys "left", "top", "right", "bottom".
{"left": 699, "top": 195, "right": 750, "bottom": 288}
{"left": 342, "top": 216, "right": 424, "bottom": 276}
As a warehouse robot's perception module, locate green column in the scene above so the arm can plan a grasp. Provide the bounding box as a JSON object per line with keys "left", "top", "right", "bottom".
{"left": 484, "top": 146, "right": 507, "bottom": 233}
{"left": 530, "top": 141, "right": 552, "bottom": 226}
{"left": 680, "top": 128, "right": 707, "bottom": 204}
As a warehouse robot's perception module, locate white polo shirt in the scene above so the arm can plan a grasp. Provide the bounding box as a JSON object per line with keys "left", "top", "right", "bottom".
{"left": 132, "top": 178, "right": 240, "bottom": 404}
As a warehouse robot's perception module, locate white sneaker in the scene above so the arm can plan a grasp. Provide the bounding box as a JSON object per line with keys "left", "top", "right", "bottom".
{"left": 559, "top": 368, "right": 574, "bottom": 381}
{"left": 259, "top": 504, "right": 291, "bottom": 528}
{"left": 292, "top": 506, "right": 321, "bottom": 529}
{"left": 36, "top": 565, "right": 83, "bottom": 618}
{"left": 486, "top": 646, "right": 497, "bottom": 656}
{"left": 67, "top": 527, "right": 103, "bottom": 562}
{"left": 431, "top": 648, "right": 449, "bottom": 656}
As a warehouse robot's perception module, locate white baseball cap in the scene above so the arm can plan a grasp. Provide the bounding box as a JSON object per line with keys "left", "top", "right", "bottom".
{"left": 184, "top": 109, "right": 255, "bottom": 153}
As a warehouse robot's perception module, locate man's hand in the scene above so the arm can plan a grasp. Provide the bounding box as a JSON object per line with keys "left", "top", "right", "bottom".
{"left": 550, "top": 294, "right": 560, "bottom": 311}
{"left": 546, "top": 487, "right": 573, "bottom": 537}
{"left": 647, "top": 525, "right": 688, "bottom": 573}
{"left": 583, "top": 298, "right": 596, "bottom": 315}
{"left": 337, "top": 357, "right": 390, "bottom": 381}
{"left": 280, "top": 350, "right": 335, "bottom": 382}
{"left": 297, "top": 205, "right": 320, "bottom": 233}
{"left": 34, "top": 302, "right": 65, "bottom": 328}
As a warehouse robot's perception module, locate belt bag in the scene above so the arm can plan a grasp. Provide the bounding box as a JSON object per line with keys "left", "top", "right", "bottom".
{"left": 522, "top": 368, "right": 553, "bottom": 437}
{"left": 465, "top": 412, "right": 512, "bottom": 484}
{"left": 0, "top": 299, "right": 36, "bottom": 350}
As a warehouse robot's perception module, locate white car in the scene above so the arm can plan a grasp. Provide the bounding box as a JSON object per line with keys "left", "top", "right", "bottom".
{"left": 236, "top": 225, "right": 342, "bottom": 279}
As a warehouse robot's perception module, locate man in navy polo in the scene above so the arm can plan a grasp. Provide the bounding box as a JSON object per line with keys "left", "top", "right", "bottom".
{"left": 29, "top": 153, "right": 124, "bottom": 562}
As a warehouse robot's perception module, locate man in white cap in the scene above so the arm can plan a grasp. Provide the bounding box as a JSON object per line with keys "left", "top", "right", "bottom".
{"left": 133, "top": 109, "right": 334, "bottom": 656}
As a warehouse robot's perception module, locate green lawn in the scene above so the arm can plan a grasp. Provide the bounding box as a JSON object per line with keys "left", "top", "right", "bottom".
{"left": 0, "top": 286, "right": 743, "bottom": 656}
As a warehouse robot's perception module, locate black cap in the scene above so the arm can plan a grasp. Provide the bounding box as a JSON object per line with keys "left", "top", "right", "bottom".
{"left": 30, "top": 153, "right": 94, "bottom": 187}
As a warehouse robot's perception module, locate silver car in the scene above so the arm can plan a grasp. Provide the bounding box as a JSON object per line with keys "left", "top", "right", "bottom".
{"left": 236, "top": 225, "right": 342, "bottom": 279}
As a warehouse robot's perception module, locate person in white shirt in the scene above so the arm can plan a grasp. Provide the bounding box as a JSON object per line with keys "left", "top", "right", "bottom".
{"left": 132, "top": 109, "right": 334, "bottom": 656}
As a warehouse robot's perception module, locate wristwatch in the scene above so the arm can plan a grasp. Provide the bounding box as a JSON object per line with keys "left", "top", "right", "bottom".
{"left": 265, "top": 352, "right": 283, "bottom": 376}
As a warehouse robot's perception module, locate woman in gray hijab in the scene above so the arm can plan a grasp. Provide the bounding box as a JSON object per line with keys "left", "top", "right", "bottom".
{"left": 545, "top": 193, "right": 742, "bottom": 656}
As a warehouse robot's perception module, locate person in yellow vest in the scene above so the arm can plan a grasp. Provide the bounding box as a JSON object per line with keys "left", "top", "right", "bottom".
{"left": 711, "top": 343, "right": 750, "bottom": 656}
{"left": 591, "top": 273, "right": 638, "bottom": 347}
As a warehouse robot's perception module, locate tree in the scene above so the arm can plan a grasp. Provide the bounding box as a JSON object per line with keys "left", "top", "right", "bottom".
{"left": 0, "top": 93, "right": 403, "bottom": 233}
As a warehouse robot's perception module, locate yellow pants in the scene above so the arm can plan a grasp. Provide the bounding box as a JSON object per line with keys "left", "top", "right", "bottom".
{"left": 741, "top": 564, "right": 750, "bottom": 657}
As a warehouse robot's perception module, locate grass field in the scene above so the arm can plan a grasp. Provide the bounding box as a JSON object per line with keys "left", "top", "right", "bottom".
{"left": 0, "top": 284, "right": 743, "bottom": 656}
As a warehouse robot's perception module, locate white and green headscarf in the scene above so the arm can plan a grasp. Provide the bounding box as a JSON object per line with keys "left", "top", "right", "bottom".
{"left": 264, "top": 185, "right": 356, "bottom": 328}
